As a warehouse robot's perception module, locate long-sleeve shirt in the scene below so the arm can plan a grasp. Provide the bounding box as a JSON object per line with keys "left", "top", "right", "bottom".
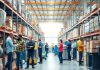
{"left": 6, "top": 36, "right": 14, "bottom": 53}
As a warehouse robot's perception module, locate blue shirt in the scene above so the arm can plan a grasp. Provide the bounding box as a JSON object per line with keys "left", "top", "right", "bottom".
{"left": 65, "top": 41, "right": 72, "bottom": 50}
{"left": 6, "top": 36, "right": 14, "bottom": 53}
{"left": 39, "top": 41, "right": 43, "bottom": 48}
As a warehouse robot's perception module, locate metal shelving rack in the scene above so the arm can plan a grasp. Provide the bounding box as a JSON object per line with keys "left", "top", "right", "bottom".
{"left": 0, "top": 0, "right": 44, "bottom": 69}
{"left": 58, "top": 0, "right": 100, "bottom": 41}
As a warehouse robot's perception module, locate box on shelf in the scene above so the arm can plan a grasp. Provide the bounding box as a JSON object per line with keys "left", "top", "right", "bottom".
{"left": 6, "top": 16, "right": 12, "bottom": 29}
{"left": 23, "top": 26, "right": 27, "bottom": 36}
{"left": 86, "top": 42, "right": 90, "bottom": 52}
{"left": 13, "top": 22, "right": 16, "bottom": 32}
{"left": 91, "top": 4, "right": 98, "bottom": 11}
{"left": 6, "top": 0, "right": 13, "bottom": 5}
{"left": 18, "top": 24, "right": 24, "bottom": 34}
{"left": 73, "top": 28, "right": 78, "bottom": 37}
{"left": 90, "top": 40, "right": 100, "bottom": 49}
{"left": 13, "top": 0, "right": 17, "bottom": 10}
{"left": 89, "top": 48, "right": 99, "bottom": 53}
{"left": 17, "top": 0, "right": 22, "bottom": 13}
{"left": 0, "top": 9, "right": 6, "bottom": 27}
{"left": 94, "top": 16, "right": 99, "bottom": 30}
{"left": 85, "top": 22, "right": 90, "bottom": 34}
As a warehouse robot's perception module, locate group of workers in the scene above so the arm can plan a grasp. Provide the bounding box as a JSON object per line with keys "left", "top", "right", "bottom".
{"left": 5, "top": 33, "right": 44, "bottom": 70}
{"left": 52, "top": 38, "right": 84, "bottom": 65}
{"left": 0, "top": 32, "right": 84, "bottom": 70}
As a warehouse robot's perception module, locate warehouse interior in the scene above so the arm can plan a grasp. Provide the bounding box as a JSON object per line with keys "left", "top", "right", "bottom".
{"left": 0, "top": 0, "right": 100, "bottom": 70}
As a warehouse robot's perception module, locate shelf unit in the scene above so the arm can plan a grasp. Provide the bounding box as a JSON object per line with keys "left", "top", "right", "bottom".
{"left": 58, "top": 1, "right": 100, "bottom": 41}
{"left": 58, "top": 0, "right": 100, "bottom": 69}
{"left": 0, "top": 0, "right": 45, "bottom": 70}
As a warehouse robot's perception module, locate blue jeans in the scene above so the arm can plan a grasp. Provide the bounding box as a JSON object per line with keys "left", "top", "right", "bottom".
{"left": 27, "top": 51, "right": 34, "bottom": 68}
{"left": 67, "top": 49, "right": 71, "bottom": 60}
{"left": 6, "top": 52, "right": 13, "bottom": 70}
{"left": 58, "top": 52, "right": 63, "bottom": 63}
{"left": 16, "top": 52, "right": 23, "bottom": 69}
{"left": 73, "top": 48, "right": 77, "bottom": 59}
{"left": 79, "top": 51, "right": 83, "bottom": 65}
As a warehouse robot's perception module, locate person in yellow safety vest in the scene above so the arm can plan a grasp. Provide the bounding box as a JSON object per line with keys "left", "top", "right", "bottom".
{"left": 77, "top": 38, "right": 84, "bottom": 66}
{"left": 34, "top": 41, "right": 39, "bottom": 64}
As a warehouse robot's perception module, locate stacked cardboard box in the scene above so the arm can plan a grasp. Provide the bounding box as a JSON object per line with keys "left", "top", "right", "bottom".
{"left": 6, "top": 16, "right": 12, "bottom": 29}
{"left": 89, "top": 40, "right": 100, "bottom": 53}
{"left": 73, "top": 28, "right": 78, "bottom": 37}
{"left": 18, "top": 24, "right": 24, "bottom": 34}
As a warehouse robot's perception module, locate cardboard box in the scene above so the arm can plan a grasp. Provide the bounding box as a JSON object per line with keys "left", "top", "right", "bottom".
{"left": 13, "top": 22, "right": 16, "bottom": 32}
{"left": 6, "top": 16, "right": 12, "bottom": 29}
{"left": 89, "top": 48, "right": 99, "bottom": 53}
{"left": 90, "top": 40, "right": 100, "bottom": 49}
{"left": 18, "top": 24, "right": 24, "bottom": 34}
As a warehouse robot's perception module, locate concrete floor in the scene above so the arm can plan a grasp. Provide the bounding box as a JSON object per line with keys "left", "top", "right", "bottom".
{"left": 23, "top": 53, "right": 88, "bottom": 70}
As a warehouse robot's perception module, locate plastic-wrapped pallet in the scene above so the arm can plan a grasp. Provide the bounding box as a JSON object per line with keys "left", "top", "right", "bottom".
{"left": 0, "top": 9, "right": 6, "bottom": 26}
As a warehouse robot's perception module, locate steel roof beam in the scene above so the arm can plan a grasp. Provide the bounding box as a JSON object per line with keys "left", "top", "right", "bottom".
{"left": 26, "top": 7, "right": 83, "bottom": 11}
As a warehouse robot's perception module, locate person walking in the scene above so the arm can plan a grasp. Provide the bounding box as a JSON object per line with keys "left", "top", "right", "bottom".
{"left": 25, "top": 37, "right": 35, "bottom": 69}
{"left": 77, "top": 38, "right": 84, "bottom": 66}
{"left": 6, "top": 33, "right": 14, "bottom": 70}
{"left": 58, "top": 40, "right": 63, "bottom": 64}
{"left": 66, "top": 39, "right": 72, "bottom": 61}
{"left": 16, "top": 35, "right": 25, "bottom": 70}
{"left": 38, "top": 39, "right": 43, "bottom": 64}
{"left": 45, "top": 42, "right": 49, "bottom": 57}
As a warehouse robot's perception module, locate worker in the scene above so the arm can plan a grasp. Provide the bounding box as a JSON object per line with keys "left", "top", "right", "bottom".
{"left": 16, "top": 35, "right": 25, "bottom": 70}
{"left": 6, "top": 33, "right": 14, "bottom": 70}
{"left": 58, "top": 40, "right": 63, "bottom": 64}
{"left": 54, "top": 45, "right": 58, "bottom": 56}
{"left": 77, "top": 38, "right": 84, "bottom": 66}
{"left": 72, "top": 39, "right": 77, "bottom": 60}
{"left": 45, "top": 42, "right": 49, "bottom": 57}
{"left": 25, "top": 37, "right": 35, "bottom": 69}
{"left": 34, "top": 41, "right": 39, "bottom": 65}
{"left": 66, "top": 39, "right": 72, "bottom": 61}
{"left": 51, "top": 43, "right": 54, "bottom": 53}
{"left": 38, "top": 39, "right": 43, "bottom": 64}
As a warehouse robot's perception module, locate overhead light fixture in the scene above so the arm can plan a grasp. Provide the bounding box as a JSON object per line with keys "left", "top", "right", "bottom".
{"left": 49, "top": 11, "right": 53, "bottom": 14}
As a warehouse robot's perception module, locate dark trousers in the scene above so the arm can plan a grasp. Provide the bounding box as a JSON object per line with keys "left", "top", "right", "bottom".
{"left": 16, "top": 52, "right": 23, "bottom": 69}
{"left": 79, "top": 51, "right": 83, "bottom": 65}
{"left": 38, "top": 48, "right": 42, "bottom": 63}
{"left": 68, "top": 50, "right": 71, "bottom": 60}
{"left": 27, "top": 51, "right": 34, "bottom": 68}
{"left": 6, "top": 52, "right": 13, "bottom": 70}
{"left": 58, "top": 52, "right": 63, "bottom": 63}
{"left": 45, "top": 50, "right": 48, "bottom": 57}
{"left": 73, "top": 48, "right": 77, "bottom": 60}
